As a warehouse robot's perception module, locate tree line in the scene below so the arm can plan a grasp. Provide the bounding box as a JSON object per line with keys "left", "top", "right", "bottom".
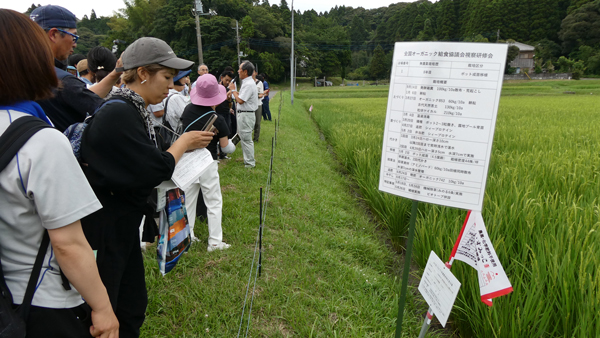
{"left": 25, "top": 0, "right": 600, "bottom": 82}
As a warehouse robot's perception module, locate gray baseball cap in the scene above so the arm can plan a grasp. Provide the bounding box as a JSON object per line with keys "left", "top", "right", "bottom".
{"left": 118, "top": 37, "right": 194, "bottom": 72}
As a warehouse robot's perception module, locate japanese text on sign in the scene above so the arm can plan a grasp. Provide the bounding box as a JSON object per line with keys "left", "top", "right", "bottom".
{"left": 418, "top": 251, "right": 461, "bottom": 327}
{"left": 379, "top": 42, "right": 508, "bottom": 211}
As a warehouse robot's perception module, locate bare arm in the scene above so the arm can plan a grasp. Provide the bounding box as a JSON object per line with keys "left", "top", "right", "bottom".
{"left": 152, "top": 110, "right": 165, "bottom": 118}
{"left": 230, "top": 90, "right": 245, "bottom": 104}
{"left": 229, "top": 82, "right": 245, "bottom": 104}
{"left": 88, "top": 72, "right": 120, "bottom": 98}
{"left": 218, "top": 136, "right": 229, "bottom": 148}
{"left": 49, "top": 221, "right": 119, "bottom": 338}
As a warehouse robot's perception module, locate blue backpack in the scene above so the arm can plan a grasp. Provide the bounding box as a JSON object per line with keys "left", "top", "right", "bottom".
{"left": 63, "top": 99, "right": 126, "bottom": 161}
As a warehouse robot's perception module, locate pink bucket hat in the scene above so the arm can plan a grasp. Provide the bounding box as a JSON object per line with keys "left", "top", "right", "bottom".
{"left": 190, "top": 74, "right": 227, "bottom": 106}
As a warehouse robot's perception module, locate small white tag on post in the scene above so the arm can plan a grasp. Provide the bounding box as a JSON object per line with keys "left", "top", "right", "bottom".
{"left": 418, "top": 251, "right": 461, "bottom": 327}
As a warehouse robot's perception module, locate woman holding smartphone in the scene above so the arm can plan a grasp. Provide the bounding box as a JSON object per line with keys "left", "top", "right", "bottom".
{"left": 80, "top": 37, "right": 214, "bottom": 337}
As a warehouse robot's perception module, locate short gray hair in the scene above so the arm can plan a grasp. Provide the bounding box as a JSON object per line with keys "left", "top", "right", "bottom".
{"left": 240, "top": 60, "right": 254, "bottom": 77}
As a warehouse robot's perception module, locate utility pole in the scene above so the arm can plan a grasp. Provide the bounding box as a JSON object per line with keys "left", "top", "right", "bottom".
{"left": 192, "top": 0, "right": 216, "bottom": 65}
{"left": 290, "top": 0, "right": 294, "bottom": 105}
{"left": 194, "top": 0, "right": 203, "bottom": 64}
{"left": 235, "top": 20, "right": 241, "bottom": 66}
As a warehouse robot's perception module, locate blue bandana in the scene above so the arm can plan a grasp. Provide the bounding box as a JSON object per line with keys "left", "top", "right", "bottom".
{"left": 0, "top": 101, "right": 53, "bottom": 126}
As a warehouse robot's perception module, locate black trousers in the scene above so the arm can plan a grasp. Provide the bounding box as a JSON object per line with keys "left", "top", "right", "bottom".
{"left": 82, "top": 192, "right": 148, "bottom": 338}
{"left": 25, "top": 304, "right": 92, "bottom": 338}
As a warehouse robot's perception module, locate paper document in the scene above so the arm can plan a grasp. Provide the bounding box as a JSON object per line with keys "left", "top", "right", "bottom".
{"left": 171, "top": 148, "right": 213, "bottom": 191}
{"left": 418, "top": 251, "right": 461, "bottom": 327}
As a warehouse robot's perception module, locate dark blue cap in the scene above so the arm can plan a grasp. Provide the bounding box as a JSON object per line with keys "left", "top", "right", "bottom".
{"left": 30, "top": 5, "right": 77, "bottom": 30}
{"left": 174, "top": 70, "right": 192, "bottom": 83}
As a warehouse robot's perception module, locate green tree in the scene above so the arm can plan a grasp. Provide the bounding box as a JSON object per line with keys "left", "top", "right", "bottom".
{"left": 463, "top": 34, "right": 489, "bottom": 42}
{"left": 349, "top": 16, "right": 368, "bottom": 47}
{"left": 545, "top": 59, "right": 555, "bottom": 72}
{"left": 240, "top": 15, "right": 256, "bottom": 56}
{"left": 572, "top": 59, "right": 586, "bottom": 78}
{"left": 24, "top": 3, "right": 41, "bottom": 15}
{"left": 587, "top": 52, "right": 600, "bottom": 74}
{"left": 258, "top": 51, "right": 284, "bottom": 81}
{"left": 369, "top": 44, "right": 387, "bottom": 80}
{"left": 505, "top": 44, "right": 520, "bottom": 74}
{"left": 557, "top": 56, "right": 574, "bottom": 72}
{"left": 534, "top": 39, "right": 561, "bottom": 63}
{"left": 529, "top": 0, "right": 562, "bottom": 41}
{"left": 249, "top": 6, "right": 283, "bottom": 39}
{"left": 559, "top": 1, "right": 600, "bottom": 55}
{"left": 74, "top": 27, "right": 106, "bottom": 56}
{"left": 567, "top": 0, "right": 596, "bottom": 14}
{"left": 416, "top": 18, "right": 435, "bottom": 41}
{"left": 410, "top": 14, "right": 425, "bottom": 40}
{"left": 436, "top": 0, "right": 456, "bottom": 41}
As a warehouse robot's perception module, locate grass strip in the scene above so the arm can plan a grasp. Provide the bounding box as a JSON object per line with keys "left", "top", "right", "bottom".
{"left": 140, "top": 92, "right": 450, "bottom": 337}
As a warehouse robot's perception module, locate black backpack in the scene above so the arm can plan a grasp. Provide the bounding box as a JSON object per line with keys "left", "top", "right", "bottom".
{"left": 0, "top": 116, "right": 52, "bottom": 337}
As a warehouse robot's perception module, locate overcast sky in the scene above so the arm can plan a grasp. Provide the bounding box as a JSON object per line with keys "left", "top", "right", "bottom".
{"left": 5, "top": 0, "right": 418, "bottom": 20}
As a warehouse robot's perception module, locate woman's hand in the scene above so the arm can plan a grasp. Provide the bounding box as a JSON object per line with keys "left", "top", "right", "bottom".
{"left": 167, "top": 130, "right": 215, "bottom": 163}
{"left": 90, "top": 305, "right": 119, "bottom": 338}
{"left": 181, "top": 131, "right": 214, "bottom": 151}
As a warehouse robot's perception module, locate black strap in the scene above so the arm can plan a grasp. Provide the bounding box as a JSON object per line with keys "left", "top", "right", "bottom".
{"left": 16, "top": 231, "right": 50, "bottom": 320}
{"left": 161, "top": 94, "right": 174, "bottom": 124}
{"left": 0, "top": 115, "right": 52, "bottom": 321}
{"left": 0, "top": 116, "right": 51, "bottom": 172}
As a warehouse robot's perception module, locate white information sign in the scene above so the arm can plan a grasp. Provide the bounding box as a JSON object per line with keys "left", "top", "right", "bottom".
{"left": 418, "top": 251, "right": 461, "bottom": 327}
{"left": 379, "top": 42, "right": 508, "bottom": 211}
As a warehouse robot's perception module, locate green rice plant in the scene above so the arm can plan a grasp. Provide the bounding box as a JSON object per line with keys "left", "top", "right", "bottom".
{"left": 304, "top": 84, "right": 600, "bottom": 337}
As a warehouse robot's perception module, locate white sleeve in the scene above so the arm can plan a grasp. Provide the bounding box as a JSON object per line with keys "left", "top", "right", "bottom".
{"left": 21, "top": 129, "right": 102, "bottom": 229}
{"left": 166, "top": 94, "right": 188, "bottom": 127}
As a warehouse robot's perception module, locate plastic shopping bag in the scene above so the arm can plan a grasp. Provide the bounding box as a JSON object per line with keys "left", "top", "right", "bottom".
{"left": 157, "top": 188, "right": 192, "bottom": 275}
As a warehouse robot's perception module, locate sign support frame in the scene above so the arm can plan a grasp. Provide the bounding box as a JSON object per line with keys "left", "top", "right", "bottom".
{"left": 394, "top": 199, "right": 419, "bottom": 338}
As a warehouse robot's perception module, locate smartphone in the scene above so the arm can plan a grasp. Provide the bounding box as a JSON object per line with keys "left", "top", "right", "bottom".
{"left": 202, "top": 114, "right": 218, "bottom": 132}
{"left": 231, "top": 133, "right": 241, "bottom": 145}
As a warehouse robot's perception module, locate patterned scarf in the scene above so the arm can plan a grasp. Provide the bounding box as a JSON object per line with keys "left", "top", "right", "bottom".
{"left": 105, "top": 87, "right": 156, "bottom": 144}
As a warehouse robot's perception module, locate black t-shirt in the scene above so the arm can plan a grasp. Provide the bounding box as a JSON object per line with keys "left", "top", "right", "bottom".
{"left": 37, "top": 60, "right": 104, "bottom": 132}
{"left": 181, "top": 104, "right": 230, "bottom": 160}
{"left": 215, "top": 84, "right": 231, "bottom": 117}
{"left": 81, "top": 95, "right": 176, "bottom": 208}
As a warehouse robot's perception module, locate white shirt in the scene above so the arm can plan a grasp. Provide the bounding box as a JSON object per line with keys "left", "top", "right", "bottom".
{"left": 147, "top": 89, "right": 189, "bottom": 128}
{"left": 237, "top": 76, "right": 259, "bottom": 112}
{"left": 256, "top": 80, "right": 264, "bottom": 107}
{"left": 0, "top": 110, "right": 102, "bottom": 308}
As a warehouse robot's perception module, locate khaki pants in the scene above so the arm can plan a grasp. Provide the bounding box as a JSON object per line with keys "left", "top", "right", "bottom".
{"left": 253, "top": 105, "right": 262, "bottom": 142}
{"left": 237, "top": 112, "right": 256, "bottom": 167}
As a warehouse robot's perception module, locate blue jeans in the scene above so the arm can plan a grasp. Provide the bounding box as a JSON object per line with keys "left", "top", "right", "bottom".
{"left": 262, "top": 99, "right": 271, "bottom": 121}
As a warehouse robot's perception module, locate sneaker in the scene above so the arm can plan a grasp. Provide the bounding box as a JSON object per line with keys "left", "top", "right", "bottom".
{"left": 207, "top": 242, "right": 231, "bottom": 252}
{"left": 191, "top": 236, "right": 201, "bottom": 243}
{"left": 220, "top": 155, "right": 231, "bottom": 160}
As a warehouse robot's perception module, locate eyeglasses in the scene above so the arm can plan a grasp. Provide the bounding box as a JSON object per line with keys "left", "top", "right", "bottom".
{"left": 56, "top": 29, "right": 79, "bottom": 43}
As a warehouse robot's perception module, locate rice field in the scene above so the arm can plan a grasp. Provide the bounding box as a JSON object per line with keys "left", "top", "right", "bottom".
{"left": 297, "top": 80, "right": 600, "bottom": 337}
